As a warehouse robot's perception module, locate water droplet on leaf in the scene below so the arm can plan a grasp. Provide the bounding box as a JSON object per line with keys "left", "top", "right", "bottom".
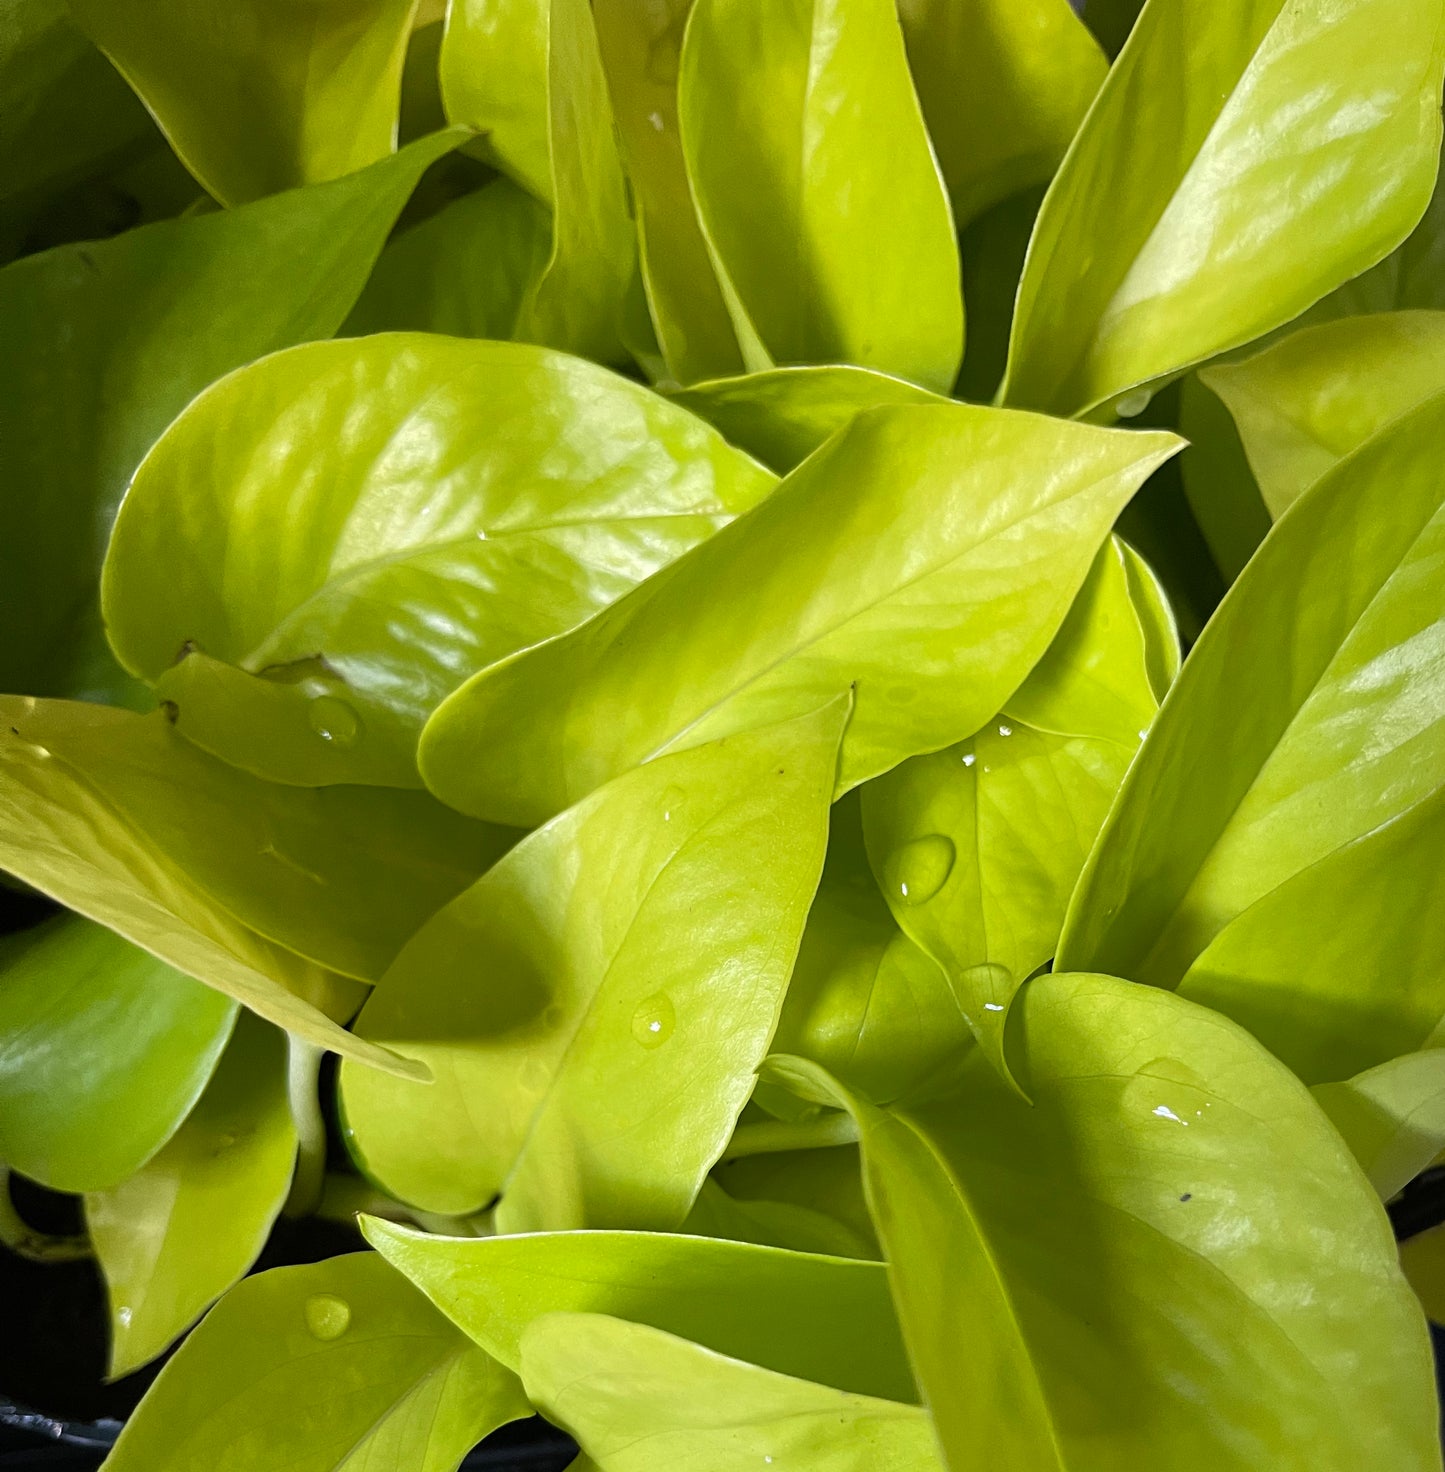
{"left": 632, "top": 992, "right": 675, "bottom": 1049}
{"left": 1115, "top": 388, "right": 1152, "bottom": 419}
{"left": 308, "top": 696, "right": 360, "bottom": 747}
{"left": 885, "top": 834, "right": 955, "bottom": 907}
{"left": 304, "top": 1294, "right": 351, "bottom": 1340}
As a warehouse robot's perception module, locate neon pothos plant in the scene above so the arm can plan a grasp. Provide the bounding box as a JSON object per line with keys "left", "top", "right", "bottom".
{"left": 2, "top": 0, "right": 1445, "bottom": 1465}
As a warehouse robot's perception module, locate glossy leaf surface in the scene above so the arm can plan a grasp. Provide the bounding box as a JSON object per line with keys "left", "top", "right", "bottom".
{"left": 0, "top": 698, "right": 510, "bottom": 983}
{"left": 768, "top": 972, "right": 1438, "bottom": 1471}
{"left": 0, "top": 699, "right": 419, "bottom": 1078}
{"left": 363, "top": 1220, "right": 916, "bottom": 1402}
{"left": 0, "top": 915, "right": 236, "bottom": 1192}
{"left": 521, "top": 1313, "right": 941, "bottom": 1472}
{"left": 897, "top": 0, "right": 1105, "bottom": 227}
{"left": 68, "top": 0, "right": 417, "bottom": 205}
{"left": 87, "top": 1013, "right": 295, "bottom": 1376}
{"left": 343, "top": 704, "right": 842, "bottom": 1223}
{"left": 342, "top": 178, "right": 551, "bottom": 338}
{"left": 593, "top": 0, "right": 742, "bottom": 385}
{"left": 860, "top": 539, "right": 1161, "bottom": 1069}
{"left": 1178, "top": 785, "right": 1445, "bottom": 1085}
{"left": 1001, "top": 0, "right": 1445, "bottom": 417}
{"left": 1060, "top": 392, "right": 1445, "bottom": 990}
{"left": 773, "top": 792, "right": 973, "bottom": 1104}
{"left": 104, "top": 335, "right": 774, "bottom": 790}
{"left": 102, "top": 1251, "right": 530, "bottom": 1471}
{"left": 1201, "top": 311, "right": 1445, "bottom": 517}
{"left": 0, "top": 131, "right": 458, "bottom": 705}
{"left": 1314, "top": 1051, "right": 1445, "bottom": 1201}
{"left": 671, "top": 367, "right": 943, "bottom": 474}
{"left": 423, "top": 404, "right": 1179, "bottom": 826}
{"left": 678, "top": 0, "right": 962, "bottom": 390}
{"left": 442, "top": 0, "right": 634, "bottom": 363}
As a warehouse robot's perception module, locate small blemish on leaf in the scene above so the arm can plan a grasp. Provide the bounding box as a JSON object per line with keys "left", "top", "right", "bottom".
{"left": 1179, "top": 1193, "right": 1192, "bottom": 1202}
{"left": 159, "top": 700, "right": 179, "bottom": 724}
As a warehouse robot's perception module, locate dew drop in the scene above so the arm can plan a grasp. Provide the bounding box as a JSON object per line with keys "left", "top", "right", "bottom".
{"left": 309, "top": 696, "right": 361, "bottom": 747}
{"left": 961, "top": 752, "right": 976, "bottom": 767}
{"left": 117, "top": 1306, "right": 133, "bottom": 1329}
{"left": 885, "top": 834, "right": 955, "bottom": 907}
{"left": 632, "top": 992, "right": 675, "bottom": 1049}
{"left": 304, "top": 1294, "right": 351, "bottom": 1340}
{"left": 1152, "top": 1105, "right": 1187, "bottom": 1126}
{"left": 1115, "top": 388, "right": 1152, "bottom": 419}
{"left": 996, "top": 723, "right": 1012, "bottom": 737}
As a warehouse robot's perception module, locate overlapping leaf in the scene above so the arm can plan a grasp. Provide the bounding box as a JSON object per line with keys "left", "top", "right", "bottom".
{"left": 422, "top": 404, "right": 1179, "bottom": 826}
{"left": 87, "top": 1013, "right": 296, "bottom": 1376}
{"left": 677, "top": 0, "right": 962, "bottom": 390}
{"left": 102, "top": 335, "right": 774, "bottom": 789}
{"left": 1001, "top": 0, "right": 1445, "bottom": 417}
{"left": 768, "top": 972, "right": 1438, "bottom": 1471}
{"left": 0, "top": 915, "right": 237, "bottom": 1192}
{"left": 341, "top": 704, "right": 842, "bottom": 1225}
{"left": 101, "top": 1251, "right": 530, "bottom": 1471}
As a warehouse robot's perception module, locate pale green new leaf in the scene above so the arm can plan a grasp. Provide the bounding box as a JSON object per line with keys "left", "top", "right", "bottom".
{"left": 897, "top": 0, "right": 1106, "bottom": 227}
{"left": 67, "top": 0, "right": 418, "bottom": 205}
{"left": 0, "top": 699, "right": 511, "bottom": 982}
{"left": 362, "top": 1220, "right": 917, "bottom": 1403}
{"left": 1314, "top": 1051, "right": 1445, "bottom": 1201}
{"left": 341, "top": 704, "right": 843, "bottom": 1225}
{"left": 0, "top": 130, "right": 459, "bottom": 705}
{"left": 342, "top": 178, "right": 551, "bottom": 338}
{"left": 441, "top": 0, "right": 634, "bottom": 363}
{"left": 101, "top": 1251, "right": 530, "bottom": 1471}
{"left": 0, "top": 700, "right": 421, "bottom": 1079}
{"left": 1201, "top": 310, "right": 1445, "bottom": 517}
{"left": 768, "top": 972, "right": 1439, "bottom": 1471}
{"left": 421, "top": 404, "right": 1179, "bottom": 827}
{"left": 87, "top": 1013, "right": 296, "bottom": 1377}
{"left": 593, "top": 0, "right": 743, "bottom": 385}
{"left": 860, "top": 539, "right": 1161, "bottom": 1069}
{"left": 678, "top": 0, "right": 963, "bottom": 391}
{"left": 102, "top": 335, "right": 775, "bottom": 789}
{"left": 521, "top": 1314, "right": 941, "bottom": 1472}
{"left": 1178, "top": 786, "right": 1445, "bottom": 1086}
{"left": 671, "top": 366, "right": 944, "bottom": 474}
{"left": 0, "top": 915, "right": 236, "bottom": 1192}
{"left": 1060, "top": 391, "right": 1445, "bottom": 990}
{"left": 1001, "top": 0, "right": 1445, "bottom": 418}
{"left": 773, "top": 792, "right": 973, "bottom": 1105}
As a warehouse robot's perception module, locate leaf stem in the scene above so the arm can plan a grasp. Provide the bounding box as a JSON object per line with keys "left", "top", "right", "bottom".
{"left": 721, "top": 1111, "right": 860, "bottom": 1162}
{"left": 0, "top": 1167, "right": 92, "bottom": 1263}
{"left": 283, "top": 1038, "right": 327, "bottom": 1218}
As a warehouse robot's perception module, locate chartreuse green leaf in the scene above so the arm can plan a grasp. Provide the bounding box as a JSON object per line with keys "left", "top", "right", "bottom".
{"left": 103, "top": 335, "right": 774, "bottom": 790}
{"left": 713, "top": 1146, "right": 879, "bottom": 1259}
{"left": 441, "top": 0, "right": 634, "bottom": 363}
{"left": 363, "top": 1220, "right": 916, "bottom": 1402}
{"left": 593, "top": 0, "right": 743, "bottom": 385}
{"left": 677, "top": 0, "right": 962, "bottom": 391}
{"left": 520, "top": 1314, "right": 941, "bottom": 1472}
{"left": 1059, "top": 390, "right": 1445, "bottom": 992}
{"left": 342, "top": 702, "right": 843, "bottom": 1225}
{"left": 1403, "top": 1228, "right": 1445, "bottom": 1327}
{"left": 1201, "top": 311, "right": 1445, "bottom": 518}
{"left": 1178, "top": 373, "right": 1272, "bottom": 584}
{"left": 0, "top": 699, "right": 510, "bottom": 983}
{"left": 0, "top": 916, "right": 237, "bottom": 1192}
{"left": 768, "top": 972, "right": 1439, "bottom": 1472}
{"left": 342, "top": 178, "right": 551, "bottom": 338}
{"left": 1000, "top": 0, "right": 1445, "bottom": 418}
{"left": 66, "top": 0, "right": 418, "bottom": 206}
{"left": 671, "top": 367, "right": 944, "bottom": 474}
{"left": 897, "top": 0, "right": 1105, "bottom": 228}
{"left": 0, "top": 130, "right": 459, "bottom": 706}
{"left": 1178, "top": 785, "right": 1445, "bottom": 1086}
{"left": 422, "top": 405, "right": 1179, "bottom": 827}
{"left": 0, "top": 701, "right": 424, "bottom": 1080}
{"left": 1313, "top": 1051, "right": 1445, "bottom": 1201}
{"left": 772, "top": 792, "right": 972, "bottom": 1105}
{"left": 681, "top": 1177, "right": 875, "bottom": 1261}
{"left": 87, "top": 1013, "right": 295, "bottom": 1377}
{"left": 102, "top": 1251, "right": 530, "bottom": 1471}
